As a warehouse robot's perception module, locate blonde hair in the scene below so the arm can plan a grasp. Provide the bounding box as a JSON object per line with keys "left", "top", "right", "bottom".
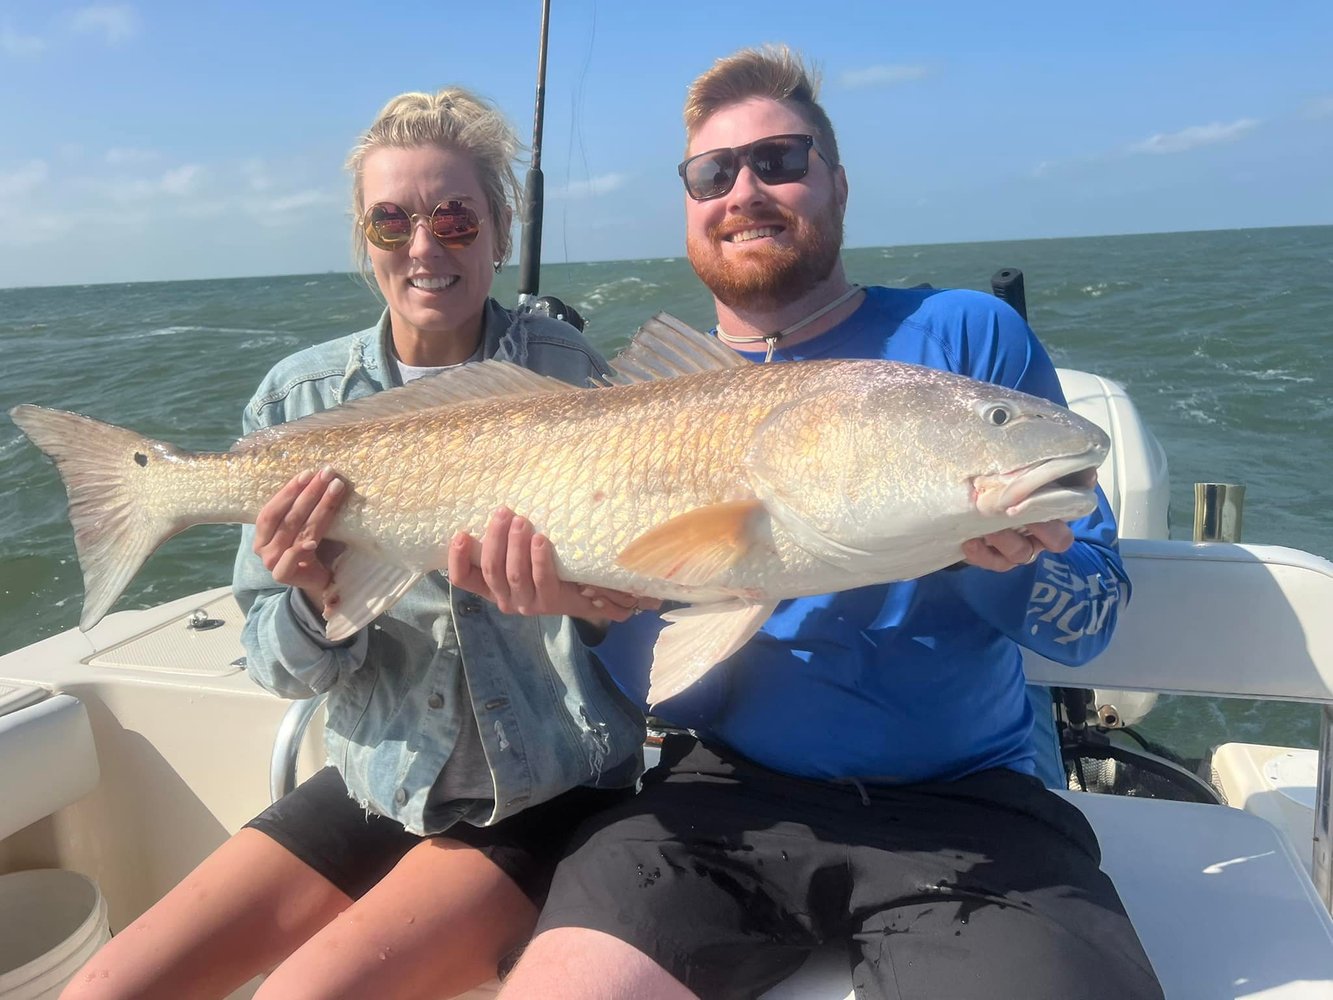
{"left": 346, "top": 87, "right": 522, "bottom": 281}
{"left": 683, "top": 44, "right": 840, "bottom": 166}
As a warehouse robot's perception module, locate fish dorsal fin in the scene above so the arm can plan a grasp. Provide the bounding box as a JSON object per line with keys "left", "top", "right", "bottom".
{"left": 616, "top": 499, "right": 765, "bottom": 586}
{"left": 235, "top": 360, "right": 579, "bottom": 450}
{"left": 647, "top": 598, "right": 778, "bottom": 705}
{"left": 596, "top": 312, "right": 752, "bottom": 387}
{"left": 323, "top": 547, "right": 424, "bottom": 641}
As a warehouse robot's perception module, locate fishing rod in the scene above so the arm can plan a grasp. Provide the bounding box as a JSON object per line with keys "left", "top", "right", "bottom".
{"left": 516, "top": 0, "right": 586, "bottom": 331}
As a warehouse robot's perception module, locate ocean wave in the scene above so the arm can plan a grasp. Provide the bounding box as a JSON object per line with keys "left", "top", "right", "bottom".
{"left": 1168, "top": 393, "right": 1220, "bottom": 425}
{"left": 576, "top": 276, "right": 661, "bottom": 310}
{"left": 1217, "top": 365, "right": 1314, "bottom": 384}
{"left": 239, "top": 336, "right": 303, "bottom": 351}
{"left": 121, "top": 325, "right": 282, "bottom": 340}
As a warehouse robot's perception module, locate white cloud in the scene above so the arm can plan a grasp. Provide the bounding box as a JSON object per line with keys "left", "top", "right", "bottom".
{"left": 1302, "top": 95, "right": 1333, "bottom": 120}
{"left": 839, "top": 64, "right": 929, "bottom": 90}
{"left": 555, "top": 172, "right": 629, "bottom": 199}
{"left": 1126, "top": 119, "right": 1259, "bottom": 155}
{"left": 102, "top": 163, "right": 204, "bottom": 203}
{"left": 177, "top": 200, "right": 228, "bottom": 220}
{"left": 0, "top": 25, "right": 46, "bottom": 56}
{"left": 241, "top": 159, "right": 273, "bottom": 192}
{"left": 159, "top": 164, "right": 201, "bottom": 195}
{"left": 0, "top": 216, "right": 65, "bottom": 245}
{"left": 105, "top": 147, "right": 158, "bottom": 166}
{"left": 241, "top": 189, "right": 338, "bottom": 226}
{"left": 0, "top": 160, "right": 50, "bottom": 198}
{"left": 259, "top": 190, "right": 331, "bottom": 213}
{"left": 69, "top": 5, "right": 139, "bottom": 45}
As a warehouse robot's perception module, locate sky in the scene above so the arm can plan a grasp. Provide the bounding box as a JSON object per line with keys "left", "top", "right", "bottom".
{"left": 1, "top": 0, "right": 1330, "bottom": 288}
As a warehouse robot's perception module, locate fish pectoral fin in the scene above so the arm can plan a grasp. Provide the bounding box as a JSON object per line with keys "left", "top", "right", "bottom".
{"left": 322, "top": 549, "right": 423, "bottom": 641}
{"left": 615, "top": 500, "right": 765, "bottom": 586}
{"left": 647, "top": 599, "right": 778, "bottom": 706}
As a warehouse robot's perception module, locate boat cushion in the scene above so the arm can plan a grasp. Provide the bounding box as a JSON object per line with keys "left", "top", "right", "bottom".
{"left": 756, "top": 792, "right": 1333, "bottom": 999}
{"left": 1071, "top": 791, "right": 1333, "bottom": 999}
{"left": 0, "top": 694, "right": 100, "bottom": 841}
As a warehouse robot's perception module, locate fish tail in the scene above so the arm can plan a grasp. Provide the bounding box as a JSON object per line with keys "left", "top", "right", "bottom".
{"left": 10, "top": 404, "right": 186, "bottom": 630}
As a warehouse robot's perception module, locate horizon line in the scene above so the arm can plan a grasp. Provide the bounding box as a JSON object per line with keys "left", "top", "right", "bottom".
{"left": 2, "top": 221, "right": 1328, "bottom": 293}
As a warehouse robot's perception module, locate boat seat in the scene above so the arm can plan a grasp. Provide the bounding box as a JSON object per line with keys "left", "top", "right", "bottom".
{"left": 0, "top": 691, "right": 100, "bottom": 841}
{"left": 1069, "top": 791, "right": 1333, "bottom": 999}
{"left": 754, "top": 791, "right": 1333, "bottom": 1000}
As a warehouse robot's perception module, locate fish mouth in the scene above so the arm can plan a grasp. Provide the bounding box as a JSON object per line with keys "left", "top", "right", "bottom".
{"left": 973, "top": 449, "right": 1104, "bottom": 520}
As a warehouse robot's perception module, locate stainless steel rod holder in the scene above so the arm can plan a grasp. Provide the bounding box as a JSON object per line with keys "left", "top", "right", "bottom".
{"left": 1193, "top": 482, "right": 1245, "bottom": 542}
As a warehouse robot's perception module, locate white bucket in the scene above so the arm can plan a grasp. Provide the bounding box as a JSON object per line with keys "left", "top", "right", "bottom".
{"left": 0, "top": 870, "right": 109, "bottom": 999}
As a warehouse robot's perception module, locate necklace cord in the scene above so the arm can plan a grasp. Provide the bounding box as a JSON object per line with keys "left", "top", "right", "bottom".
{"left": 718, "top": 284, "right": 862, "bottom": 362}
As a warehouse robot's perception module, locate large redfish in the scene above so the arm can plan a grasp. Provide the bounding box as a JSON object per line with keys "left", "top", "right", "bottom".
{"left": 9, "top": 315, "right": 1107, "bottom": 702}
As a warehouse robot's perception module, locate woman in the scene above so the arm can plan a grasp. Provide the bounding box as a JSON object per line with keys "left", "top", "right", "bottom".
{"left": 62, "top": 88, "right": 647, "bottom": 1000}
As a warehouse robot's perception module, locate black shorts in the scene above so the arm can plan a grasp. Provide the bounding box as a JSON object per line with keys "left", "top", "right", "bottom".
{"left": 245, "top": 766, "right": 628, "bottom": 904}
{"left": 536, "top": 735, "right": 1164, "bottom": 1000}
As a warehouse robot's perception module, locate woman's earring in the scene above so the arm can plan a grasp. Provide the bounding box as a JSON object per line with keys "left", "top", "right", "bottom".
{"left": 493, "top": 260, "right": 503, "bottom": 274}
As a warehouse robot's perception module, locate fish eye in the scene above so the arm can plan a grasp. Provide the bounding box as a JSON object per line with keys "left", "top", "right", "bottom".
{"left": 983, "top": 404, "right": 1012, "bottom": 426}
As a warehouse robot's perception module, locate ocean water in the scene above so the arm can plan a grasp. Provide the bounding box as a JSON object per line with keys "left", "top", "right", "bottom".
{"left": 2, "top": 225, "right": 1330, "bottom": 758}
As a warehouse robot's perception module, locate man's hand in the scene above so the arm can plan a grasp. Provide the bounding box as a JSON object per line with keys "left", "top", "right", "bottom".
{"left": 448, "top": 507, "right": 661, "bottom": 623}
{"left": 252, "top": 467, "right": 348, "bottom": 616}
{"left": 959, "top": 520, "right": 1074, "bottom": 573}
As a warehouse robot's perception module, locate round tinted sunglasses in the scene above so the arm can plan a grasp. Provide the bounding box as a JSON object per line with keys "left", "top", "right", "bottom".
{"left": 361, "top": 200, "right": 483, "bottom": 251}
{"left": 677, "top": 133, "right": 833, "bottom": 202}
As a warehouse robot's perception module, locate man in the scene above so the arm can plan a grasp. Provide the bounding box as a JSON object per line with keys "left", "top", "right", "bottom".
{"left": 460, "top": 45, "right": 1161, "bottom": 1000}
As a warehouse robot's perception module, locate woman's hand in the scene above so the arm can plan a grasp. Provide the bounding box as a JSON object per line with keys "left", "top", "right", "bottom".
{"left": 959, "top": 520, "right": 1073, "bottom": 573}
{"left": 448, "top": 507, "right": 660, "bottom": 623}
{"left": 252, "top": 467, "right": 348, "bottom": 616}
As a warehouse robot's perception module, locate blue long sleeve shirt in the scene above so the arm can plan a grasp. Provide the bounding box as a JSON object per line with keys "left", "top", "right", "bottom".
{"left": 596, "top": 286, "right": 1129, "bottom": 783}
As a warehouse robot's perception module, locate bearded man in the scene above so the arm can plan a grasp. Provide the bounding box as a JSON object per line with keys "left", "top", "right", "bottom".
{"left": 468, "top": 45, "right": 1163, "bottom": 1000}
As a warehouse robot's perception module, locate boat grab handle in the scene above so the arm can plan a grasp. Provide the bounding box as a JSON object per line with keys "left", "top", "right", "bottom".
{"left": 269, "top": 694, "right": 326, "bottom": 803}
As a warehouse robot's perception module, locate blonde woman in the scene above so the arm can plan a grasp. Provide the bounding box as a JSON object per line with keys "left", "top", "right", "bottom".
{"left": 63, "top": 87, "right": 645, "bottom": 1000}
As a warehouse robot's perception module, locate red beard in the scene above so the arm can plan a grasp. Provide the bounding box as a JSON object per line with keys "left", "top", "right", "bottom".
{"left": 687, "top": 203, "right": 844, "bottom": 312}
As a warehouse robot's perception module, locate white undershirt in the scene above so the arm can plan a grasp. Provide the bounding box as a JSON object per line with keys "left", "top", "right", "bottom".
{"left": 391, "top": 341, "right": 485, "bottom": 384}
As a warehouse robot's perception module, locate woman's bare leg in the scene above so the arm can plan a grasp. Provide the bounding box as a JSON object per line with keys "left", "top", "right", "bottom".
{"left": 60, "top": 828, "right": 351, "bottom": 1000}
{"left": 496, "top": 928, "right": 698, "bottom": 1000}
{"left": 254, "top": 836, "right": 537, "bottom": 1000}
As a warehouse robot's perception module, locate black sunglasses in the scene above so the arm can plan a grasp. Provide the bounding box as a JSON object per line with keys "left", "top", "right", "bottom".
{"left": 677, "top": 133, "right": 832, "bottom": 202}
{"left": 361, "top": 200, "right": 483, "bottom": 251}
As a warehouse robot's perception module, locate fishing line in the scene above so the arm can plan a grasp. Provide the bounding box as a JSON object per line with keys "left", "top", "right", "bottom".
{"left": 561, "top": 1, "right": 598, "bottom": 265}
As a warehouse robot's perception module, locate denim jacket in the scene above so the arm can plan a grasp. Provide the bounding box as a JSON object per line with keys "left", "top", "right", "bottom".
{"left": 233, "top": 299, "right": 645, "bottom": 835}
